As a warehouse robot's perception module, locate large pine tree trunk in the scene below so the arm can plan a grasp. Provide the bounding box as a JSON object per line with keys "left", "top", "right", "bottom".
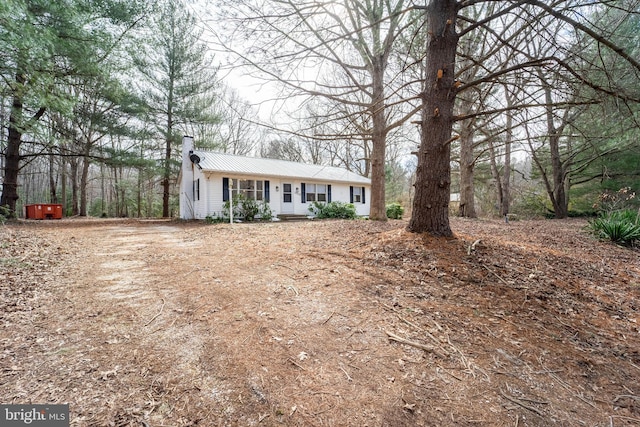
{"left": 369, "top": 59, "right": 388, "bottom": 221}
{"left": 408, "top": 0, "right": 459, "bottom": 236}
{"left": 1, "top": 65, "right": 46, "bottom": 217}
{"left": 1, "top": 116, "right": 22, "bottom": 217}
{"left": 1, "top": 69, "right": 26, "bottom": 218}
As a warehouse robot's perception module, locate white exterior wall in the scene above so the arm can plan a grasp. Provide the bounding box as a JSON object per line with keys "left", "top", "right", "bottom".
{"left": 192, "top": 173, "right": 370, "bottom": 219}
{"left": 192, "top": 167, "right": 209, "bottom": 220}
{"left": 179, "top": 136, "right": 195, "bottom": 219}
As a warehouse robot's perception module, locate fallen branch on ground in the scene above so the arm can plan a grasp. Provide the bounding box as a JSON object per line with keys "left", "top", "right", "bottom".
{"left": 144, "top": 299, "right": 165, "bottom": 326}
{"left": 385, "top": 330, "right": 436, "bottom": 353}
{"left": 499, "top": 389, "right": 544, "bottom": 417}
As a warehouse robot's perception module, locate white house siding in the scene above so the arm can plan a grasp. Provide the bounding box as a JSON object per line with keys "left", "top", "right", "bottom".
{"left": 195, "top": 174, "right": 370, "bottom": 219}
{"left": 205, "top": 172, "right": 231, "bottom": 219}
{"left": 179, "top": 136, "right": 371, "bottom": 220}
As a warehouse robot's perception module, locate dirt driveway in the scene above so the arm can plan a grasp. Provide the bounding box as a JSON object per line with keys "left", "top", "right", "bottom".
{"left": 1, "top": 218, "right": 639, "bottom": 426}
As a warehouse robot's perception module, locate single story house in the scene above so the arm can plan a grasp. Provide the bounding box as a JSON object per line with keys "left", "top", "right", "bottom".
{"left": 178, "top": 136, "right": 371, "bottom": 220}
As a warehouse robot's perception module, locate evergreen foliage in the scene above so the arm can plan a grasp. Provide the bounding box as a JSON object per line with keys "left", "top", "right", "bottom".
{"left": 588, "top": 210, "right": 640, "bottom": 247}
{"left": 221, "top": 194, "right": 273, "bottom": 222}
{"left": 308, "top": 202, "right": 357, "bottom": 219}
{"left": 386, "top": 203, "right": 404, "bottom": 219}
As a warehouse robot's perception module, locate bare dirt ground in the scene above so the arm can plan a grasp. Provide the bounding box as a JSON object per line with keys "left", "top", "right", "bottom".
{"left": 1, "top": 217, "right": 639, "bottom": 426}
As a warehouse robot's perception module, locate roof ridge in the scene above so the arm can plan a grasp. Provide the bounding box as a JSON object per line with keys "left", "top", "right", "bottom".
{"left": 195, "top": 150, "right": 359, "bottom": 171}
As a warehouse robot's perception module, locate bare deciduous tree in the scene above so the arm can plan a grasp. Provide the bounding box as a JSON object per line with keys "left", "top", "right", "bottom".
{"left": 212, "top": 0, "right": 421, "bottom": 220}
{"left": 409, "top": 0, "right": 640, "bottom": 235}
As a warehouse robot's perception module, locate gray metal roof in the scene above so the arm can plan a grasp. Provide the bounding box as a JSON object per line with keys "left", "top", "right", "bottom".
{"left": 193, "top": 151, "right": 371, "bottom": 185}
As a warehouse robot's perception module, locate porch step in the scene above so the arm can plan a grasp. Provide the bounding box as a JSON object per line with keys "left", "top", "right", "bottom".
{"left": 277, "top": 214, "right": 311, "bottom": 222}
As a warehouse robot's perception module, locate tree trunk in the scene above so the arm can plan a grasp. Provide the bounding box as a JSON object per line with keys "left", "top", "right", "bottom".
{"left": 498, "top": 88, "right": 514, "bottom": 217}
{"left": 70, "top": 158, "right": 79, "bottom": 216}
{"left": 162, "top": 112, "right": 174, "bottom": 217}
{"left": 2, "top": 113, "right": 22, "bottom": 217}
{"left": 369, "top": 59, "right": 388, "bottom": 221}
{"left": 458, "top": 122, "right": 476, "bottom": 218}
{"left": 80, "top": 150, "right": 90, "bottom": 216}
{"left": 488, "top": 140, "right": 503, "bottom": 215}
{"left": 1, "top": 69, "right": 26, "bottom": 217}
{"left": 549, "top": 131, "right": 568, "bottom": 218}
{"left": 49, "top": 154, "right": 58, "bottom": 203}
{"left": 408, "top": 0, "right": 459, "bottom": 236}
{"left": 137, "top": 145, "right": 143, "bottom": 218}
{"left": 500, "top": 116, "right": 512, "bottom": 217}
{"left": 543, "top": 81, "right": 569, "bottom": 219}
{"left": 61, "top": 158, "right": 67, "bottom": 216}
{"left": 1, "top": 61, "right": 46, "bottom": 217}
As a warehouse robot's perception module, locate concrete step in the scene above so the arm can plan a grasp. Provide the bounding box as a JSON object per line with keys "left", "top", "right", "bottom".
{"left": 277, "top": 214, "right": 311, "bottom": 221}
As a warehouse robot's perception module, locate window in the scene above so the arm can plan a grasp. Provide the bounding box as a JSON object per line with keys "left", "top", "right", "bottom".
{"left": 193, "top": 179, "right": 200, "bottom": 201}
{"left": 223, "top": 178, "right": 269, "bottom": 202}
{"left": 305, "top": 183, "right": 328, "bottom": 203}
{"left": 283, "top": 183, "right": 292, "bottom": 203}
{"left": 233, "top": 179, "right": 264, "bottom": 200}
{"left": 350, "top": 186, "right": 365, "bottom": 204}
{"left": 353, "top": 186, "right": 362, "bottom": 203}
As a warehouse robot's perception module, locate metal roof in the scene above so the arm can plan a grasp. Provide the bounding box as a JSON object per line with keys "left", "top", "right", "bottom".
{"left": 193, "top": 151, "right": 371, "bottom": 185}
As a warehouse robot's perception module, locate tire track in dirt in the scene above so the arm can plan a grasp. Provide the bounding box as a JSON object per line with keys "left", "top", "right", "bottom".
{"left": 65, "top": 223, "right": 234, "bottom": 425}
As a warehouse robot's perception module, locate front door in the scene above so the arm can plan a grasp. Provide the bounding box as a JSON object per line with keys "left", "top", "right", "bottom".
{"left": 281, "top": 183, "right": 294, "bottom": 214}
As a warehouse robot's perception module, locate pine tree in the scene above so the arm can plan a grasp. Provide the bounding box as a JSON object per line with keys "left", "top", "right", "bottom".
{"left": 133, "top": 0, "right": 219, "bottom": 218}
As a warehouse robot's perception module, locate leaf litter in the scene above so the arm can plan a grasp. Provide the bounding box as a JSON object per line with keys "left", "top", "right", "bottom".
{"left": 1, "top": 217, "right": 638, "bottom": 426}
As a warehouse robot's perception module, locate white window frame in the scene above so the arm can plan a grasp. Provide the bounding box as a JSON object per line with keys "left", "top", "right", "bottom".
{"left": 231, "top": 179, "right": 264, "bottom": 201}
{"left": 353, "top": 186, "right": 362, "bottom": 203}
{"left": 305, "top": 183, "right": 328, "bottom": 202}
{"left": 193, "top": 179, "right": 200, "bottom": 201}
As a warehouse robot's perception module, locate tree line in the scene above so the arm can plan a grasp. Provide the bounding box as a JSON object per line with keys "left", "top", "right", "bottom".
{"left": 1, "top": 0, "right": 639, "bottom": 237}
{"left": 0, "top": 0, "right": 258, "bottom": 219}
{"left": 212, "top": 0, "right": 640, "bottom": 235}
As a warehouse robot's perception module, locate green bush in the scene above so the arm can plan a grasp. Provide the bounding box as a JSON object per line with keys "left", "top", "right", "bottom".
{"left": 588, "top": 209, "right": 640, "bottom": 246}
{"left": 258, "top": 201, "right": 273, "bottom": 221}
{"left": 241, "top": 197, "right": 259, "bottom": 221}
{"left": 309, "top": 201, "right": 356, "bottom": 219}
{"left": 221, "top": 195, "right": 273, "bottom": 222}
{"left": 386, "top": 203, "right": 404, "bottom": 219}
{"left": 0, "top": 205, "right": 10, "bottom": 224}
{"left": 205, "top": 215, "right": 225, "bottom": 224}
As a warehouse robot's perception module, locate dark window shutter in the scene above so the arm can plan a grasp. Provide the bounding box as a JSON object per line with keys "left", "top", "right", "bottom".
{"left": 361, "top": 187, "right": 365, "bottom": 204}
{"left": 265, "top": 180, "right": 270, "bottom": 202}
{"left": 301, "top": 183, "right": 306, "bottom": 203}
{"left": 350, "top": 186, "right": 354, "bottom": 203}
{"left": 328, "top": 185, "right": 332, "bottom": 203}
{"left": 223, "top": 177, "right": 229, "bottom": 201}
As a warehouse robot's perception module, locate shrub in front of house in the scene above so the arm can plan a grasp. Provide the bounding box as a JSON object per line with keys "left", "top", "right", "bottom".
{"left": 205, "top": 215, "right": 225, "bottom": 224}
{"left": 240, "top": 197, "right": 260, "bottom": 221}
{"left": 386, "top": 203, "right": 404, "bottom": 219}
{"left": 258, "top": 201, "right": 273, "bottom": 221}
{"left": 309, "top": 201, "right": 357, "bottom": 219}
{"left": 220, "top": 195, "right": 273, "bottom": 222}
